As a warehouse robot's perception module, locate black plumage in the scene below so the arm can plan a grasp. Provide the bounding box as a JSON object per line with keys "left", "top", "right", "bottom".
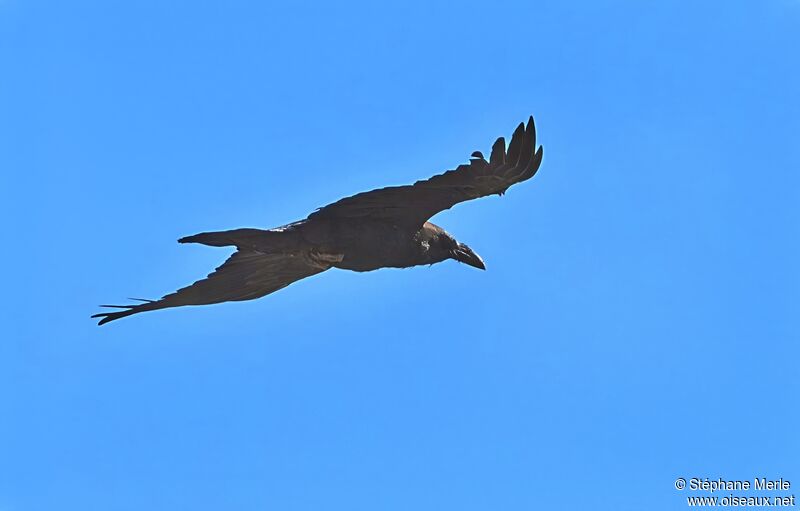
{"left": 93, "top": 116, "right": 544, "bottom": 325}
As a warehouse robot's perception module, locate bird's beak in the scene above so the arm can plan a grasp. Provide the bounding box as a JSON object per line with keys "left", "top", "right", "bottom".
{"left": 452, "top": 243, "right": 486, "bottom": 270}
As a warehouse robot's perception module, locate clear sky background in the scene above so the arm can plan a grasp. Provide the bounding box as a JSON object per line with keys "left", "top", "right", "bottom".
{"left": 1, "top": 1, "right": 798, "bottom": 509}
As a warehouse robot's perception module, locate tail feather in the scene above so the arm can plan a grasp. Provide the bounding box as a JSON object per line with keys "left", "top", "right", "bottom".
{"left": 178, "top": 226, "right": 303, "bottom": 253}
{"left": 178, "top": 228, "right": 272, "bottom": 248}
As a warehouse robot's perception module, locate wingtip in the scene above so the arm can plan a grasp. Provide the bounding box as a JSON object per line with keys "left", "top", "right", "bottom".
{"left": 526, "top": 116, "right": 537, "bottom": 152}
{"left": 530, "top": 145, "right": 544, "bottom": 176}
{"left": 90, "top": 312, "right": 111, "bottom": 326}
{"left": 92, "top": 299, "right": 155, "bottom": 325}
{"left": 505, "top": 122, "right": 527, "bottom": 165}
{"left": 490, "top": 136, "right": 506, "bottom": 165}
{"left": 91, "top": 309, "right": 135, "bottom": 326}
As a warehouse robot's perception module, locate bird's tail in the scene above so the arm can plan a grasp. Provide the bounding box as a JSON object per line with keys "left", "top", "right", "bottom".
{"left": 178, "top": 228, "right": 273, "bottom": 248}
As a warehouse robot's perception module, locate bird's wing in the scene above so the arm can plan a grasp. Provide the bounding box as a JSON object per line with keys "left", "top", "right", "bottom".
{"left": 309, "top": 116, "right": 543, "bottom": 227}
{"left": 92, "top": 249, "right": 334, "bottom": 325}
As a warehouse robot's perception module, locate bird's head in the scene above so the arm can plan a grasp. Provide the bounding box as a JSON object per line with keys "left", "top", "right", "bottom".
{"left": 449, "top": 240, "right": 486, "bottom": 270}
{"left": 421, "top": 223, "right": 486, "bottom": 270}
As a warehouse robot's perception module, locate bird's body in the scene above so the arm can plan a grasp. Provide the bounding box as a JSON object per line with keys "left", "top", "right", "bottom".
{"left": 94, "top": 117, "right": 543, "bottom": 325}
{"left": 300, "top": 219, "right": 453, "bottom": 272}
{"left": 181, "top": 218, "right": 450, "bottom": 271}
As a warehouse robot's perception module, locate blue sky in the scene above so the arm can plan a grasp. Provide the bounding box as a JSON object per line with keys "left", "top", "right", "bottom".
{"left": 1, "top": 1, "right": 798, "bottom": 509}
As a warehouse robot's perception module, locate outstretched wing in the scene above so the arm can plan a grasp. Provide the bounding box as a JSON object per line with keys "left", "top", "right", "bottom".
{"left": 309, "top": 116, "right": 543, "bottom": 227}
{"left": 92, "top": 250, "right": 331, "bottom": 325}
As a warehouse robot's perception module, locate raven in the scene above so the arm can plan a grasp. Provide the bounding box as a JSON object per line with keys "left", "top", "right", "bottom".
{"left": 93, "top": 117, "right": 543, "bottom": 325}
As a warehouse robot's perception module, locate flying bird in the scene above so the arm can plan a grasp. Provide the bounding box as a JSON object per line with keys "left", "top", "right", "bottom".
{"left": 93, "top": 117, "right": 544, "bottom": 325}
